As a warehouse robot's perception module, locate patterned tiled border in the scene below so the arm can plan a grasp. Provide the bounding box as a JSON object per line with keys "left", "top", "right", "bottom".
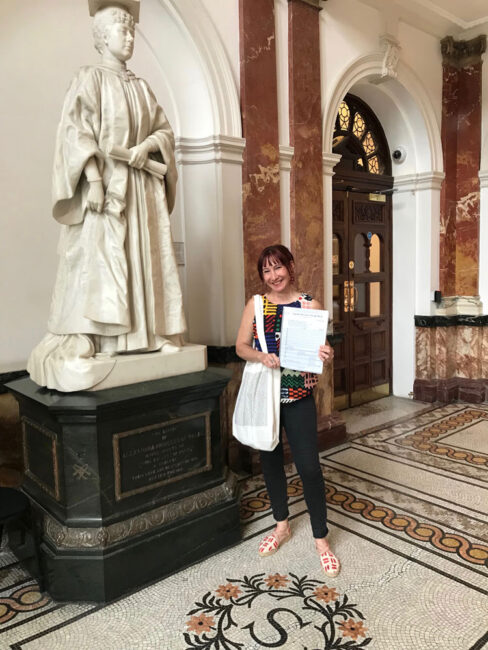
{"left": 355, "top": 404, "right": 488, "bottom": 483}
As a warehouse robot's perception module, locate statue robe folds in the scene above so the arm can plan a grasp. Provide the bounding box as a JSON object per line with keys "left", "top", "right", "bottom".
{"left": 28, "top": 65, "right": 187, "bottom": 391}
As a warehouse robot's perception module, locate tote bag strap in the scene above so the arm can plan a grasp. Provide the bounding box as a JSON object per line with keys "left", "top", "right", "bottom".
{"left": 253, "top": 294, "right": 268, "bottom": 354}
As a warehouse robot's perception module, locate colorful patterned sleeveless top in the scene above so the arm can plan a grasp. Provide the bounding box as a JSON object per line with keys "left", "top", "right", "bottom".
{"left": 252, "top": 293, "right": 319, "bottom": 403}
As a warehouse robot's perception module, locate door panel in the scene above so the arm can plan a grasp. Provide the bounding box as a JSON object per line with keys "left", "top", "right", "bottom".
{"left": 332, "top": 190, "right": 392, "bottom": 409}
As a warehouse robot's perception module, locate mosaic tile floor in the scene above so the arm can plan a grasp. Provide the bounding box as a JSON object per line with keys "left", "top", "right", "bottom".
{"left": 1, "top": 402, "right": 487, "bottom": 649}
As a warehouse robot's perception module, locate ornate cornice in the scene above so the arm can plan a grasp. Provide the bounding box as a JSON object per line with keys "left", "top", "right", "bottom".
{"left": 44, "top": 471, "right": 239, "bottom": 550}
{"left": 176, "top": 135, "right": 246, "bottom": 166}
{"left": 394, "top": 171, "right": 445, "bottom": 193}
{"left": 441, "top": 35, "right": 487, "bottom": 68}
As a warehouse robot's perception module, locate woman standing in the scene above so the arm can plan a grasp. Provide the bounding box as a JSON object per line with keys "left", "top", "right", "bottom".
{"left": 236, "top": 245, "right": 340, "bottom": 577}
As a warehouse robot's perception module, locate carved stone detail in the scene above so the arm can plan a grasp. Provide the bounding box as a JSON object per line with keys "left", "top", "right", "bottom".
{"left": 353, "top": 203, "right": 384, "bottom": 224}
{"left": 380, "top": 34, "right": 401, "bottom": 80}
{"left": 44, "top": 471, "right": 239, "bottom": 550}
{"left": 441, "top": 35, "right": 487, "bottom": 68}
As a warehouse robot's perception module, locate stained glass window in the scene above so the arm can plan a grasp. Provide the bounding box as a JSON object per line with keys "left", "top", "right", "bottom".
{"left": 338, "top": 101, "right": 350, "bottom": 130}
{"left": 332, "top": 95, "right": 390, "bottom": 176}
{"left": 368, "top": 156, "right": 380, "bottom": 174}
{"left": 363, "top": 132, "right": 376, "bottom": 155}
{"left": 353, "top": 112, "right": 366, "bottom": 139}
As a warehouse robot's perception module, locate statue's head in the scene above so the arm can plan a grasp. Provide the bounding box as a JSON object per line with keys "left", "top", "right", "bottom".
{"left": 93, "top": 6, "right": 135, "bottom": 59}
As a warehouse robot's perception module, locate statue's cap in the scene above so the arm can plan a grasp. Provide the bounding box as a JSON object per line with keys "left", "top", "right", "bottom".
{"left": 88, "top": 0, "right": 140, "bottom": 23}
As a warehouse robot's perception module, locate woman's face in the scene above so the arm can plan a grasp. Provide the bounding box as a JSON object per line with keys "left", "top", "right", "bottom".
{"left": 262, "top": 257, "right": 292, "bottom": 294}
{"left": 105, "top": 21, "right": 135, "bottom": 62}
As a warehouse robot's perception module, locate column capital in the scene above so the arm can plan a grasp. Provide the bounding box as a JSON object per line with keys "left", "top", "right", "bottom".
{"left": 441, "top": 35, "right": 487, "bottom": 68}
{"left": 288, "top": 0, "right": 325, "bottom": 10}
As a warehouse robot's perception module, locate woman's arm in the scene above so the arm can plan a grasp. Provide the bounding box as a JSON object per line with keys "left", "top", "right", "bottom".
{"left": 236, "top": 298, "right": 280, "bottom": 368}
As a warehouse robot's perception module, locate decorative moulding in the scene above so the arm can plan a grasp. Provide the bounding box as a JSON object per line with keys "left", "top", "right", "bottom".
{"left": 441, "top": 35, "right": 487, "bottom": 68}
{"left": 479, "top": 170, "right": 488, "bottom": 188}
{"left": 380, "top": 34, "right": 401, "bottom": 80}
{"left": 394, "top": 171, "right": 445, "bottom": 193}
{"left": 176, "top": 135, "right": 245, "bottom": 166}
{"left": 44, "top": 471, "right": 239, "bottom": 550}
{"left": 322, "top": 152, "right": 342, "bottom": 176}
{"left": 279, "top": 145, "right": 294, "bottom": 171}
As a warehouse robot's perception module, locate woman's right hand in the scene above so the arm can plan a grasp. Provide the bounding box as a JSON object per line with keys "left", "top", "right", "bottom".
{"left": 87, "top": 180, "right": 105, "bottom": 213}
{"left": 261, "top": 352, "right": 280, "bottom": 368}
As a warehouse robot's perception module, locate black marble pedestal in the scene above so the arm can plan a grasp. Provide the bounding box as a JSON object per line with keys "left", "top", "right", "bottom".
{"left": 6, "top": 368, "right": 240, "bottom": 602}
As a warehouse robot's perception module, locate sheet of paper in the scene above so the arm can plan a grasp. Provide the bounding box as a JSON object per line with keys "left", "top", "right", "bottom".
{"left": 280, "top": 307, "right": 328, "bottom": 374}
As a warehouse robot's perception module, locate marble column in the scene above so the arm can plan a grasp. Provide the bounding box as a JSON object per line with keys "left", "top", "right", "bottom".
{"left": 439, "top": 35, "right": 486, "bottom": 298}
{"left": 288, "top": 0, "right": 324, "bottom": 302}
{"left": 239, "top": 0, "right": 281, "bottom": 298}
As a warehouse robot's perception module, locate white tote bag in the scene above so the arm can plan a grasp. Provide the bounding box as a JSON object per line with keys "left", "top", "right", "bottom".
{"left": 232, "top": 295, "right": 281, "bottom": 451}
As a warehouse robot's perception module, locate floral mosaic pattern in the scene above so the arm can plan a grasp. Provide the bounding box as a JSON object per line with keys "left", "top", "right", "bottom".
{"left": 184, "top": 572, "right": 371, "bottom": 649}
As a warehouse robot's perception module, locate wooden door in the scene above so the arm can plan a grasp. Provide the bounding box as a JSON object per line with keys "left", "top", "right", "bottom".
{"left": 332, "top": 190, "right": 392, "bottom": 409}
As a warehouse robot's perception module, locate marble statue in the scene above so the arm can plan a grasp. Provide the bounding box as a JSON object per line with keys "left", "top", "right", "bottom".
{"left": 27, "top": 1, "right": 202, "bottom": 392}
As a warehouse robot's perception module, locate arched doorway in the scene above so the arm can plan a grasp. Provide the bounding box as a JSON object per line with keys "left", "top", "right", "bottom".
{"left": 332, "top": 94, "right": 393, "bottom": 409}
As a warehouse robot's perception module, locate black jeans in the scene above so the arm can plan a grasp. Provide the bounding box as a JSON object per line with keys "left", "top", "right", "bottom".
{"left": 259, "top": 395, "right": 328, "bottom": 539}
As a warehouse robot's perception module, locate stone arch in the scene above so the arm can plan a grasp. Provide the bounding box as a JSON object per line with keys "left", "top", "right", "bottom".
{"left": 323, "top": 53, "right": 442, "bottom": 174}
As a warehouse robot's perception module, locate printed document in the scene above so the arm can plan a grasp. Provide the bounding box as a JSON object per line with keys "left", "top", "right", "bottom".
{"left": 280, "top": 307, "right": 328, "bottom": 374}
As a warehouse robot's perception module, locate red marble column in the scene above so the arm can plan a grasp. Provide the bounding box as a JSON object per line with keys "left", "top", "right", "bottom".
{"left": 239, "top": 0, "right": 281, "bottom": 298}
{"left": 439, "top": 36, "right": 486, "bottom": 297}
{"left": 288, "top": 0, "right": 324, "bottom": 303}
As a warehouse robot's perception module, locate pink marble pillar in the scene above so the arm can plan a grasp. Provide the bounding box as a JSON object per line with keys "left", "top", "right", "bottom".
{"left": 439, "top": 36, "right": 486, "bottom": 297}
{"left": 288, "top": 0, "right": 324, "bottom": 302}
{"left": 239, "top": 0, "right": 281, "bottom": 299}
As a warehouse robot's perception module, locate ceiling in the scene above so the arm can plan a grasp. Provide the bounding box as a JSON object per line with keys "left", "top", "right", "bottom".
{"left": 358, "top": 0, "right": 488, "bottom": 37}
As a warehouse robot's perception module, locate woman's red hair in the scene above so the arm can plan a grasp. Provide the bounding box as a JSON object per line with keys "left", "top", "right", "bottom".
{"left": 257, "top": 245, "right": 295, "bottom": 282}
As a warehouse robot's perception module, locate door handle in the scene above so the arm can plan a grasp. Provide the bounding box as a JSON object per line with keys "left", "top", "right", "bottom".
{"left": 349, "top": 280, "right": 356, "bottom": 312}
{"left": 344, "top": 281, "right": 350, "bottom": 313}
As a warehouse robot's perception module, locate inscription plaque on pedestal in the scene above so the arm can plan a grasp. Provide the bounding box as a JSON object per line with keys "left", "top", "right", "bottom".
{"left": 113, "top": 411, "right": 212, "bottom": 500}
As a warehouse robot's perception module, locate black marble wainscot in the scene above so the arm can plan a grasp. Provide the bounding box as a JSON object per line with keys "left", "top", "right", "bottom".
{"left": 6, "top": 368, "right": 240, "bottom": 602}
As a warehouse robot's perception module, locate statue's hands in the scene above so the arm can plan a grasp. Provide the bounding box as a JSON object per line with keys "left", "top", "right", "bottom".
{"left": 87, "top": 180, "right": 105, "bottom": 213}
{"left": 128, "top": 142, "right": 151, "bottom": 169}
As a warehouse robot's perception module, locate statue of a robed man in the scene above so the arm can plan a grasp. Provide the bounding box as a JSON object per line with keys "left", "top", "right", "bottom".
{"left": 28, "top": 0, "right": 189, "bottom": 392}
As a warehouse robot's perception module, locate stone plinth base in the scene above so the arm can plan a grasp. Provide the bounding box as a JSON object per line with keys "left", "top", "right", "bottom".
{"left": 6, "top": 369, "right": 240, "bottom": 602}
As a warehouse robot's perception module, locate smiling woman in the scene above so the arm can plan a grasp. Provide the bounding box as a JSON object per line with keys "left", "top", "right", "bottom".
{"left": 235, "top": 244, "right": 340, "bottom": 578}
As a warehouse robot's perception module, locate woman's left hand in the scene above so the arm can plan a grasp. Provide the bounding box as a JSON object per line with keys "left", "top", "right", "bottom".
{"left": 319, "top": 343, "right": 334, "bottom": 365}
